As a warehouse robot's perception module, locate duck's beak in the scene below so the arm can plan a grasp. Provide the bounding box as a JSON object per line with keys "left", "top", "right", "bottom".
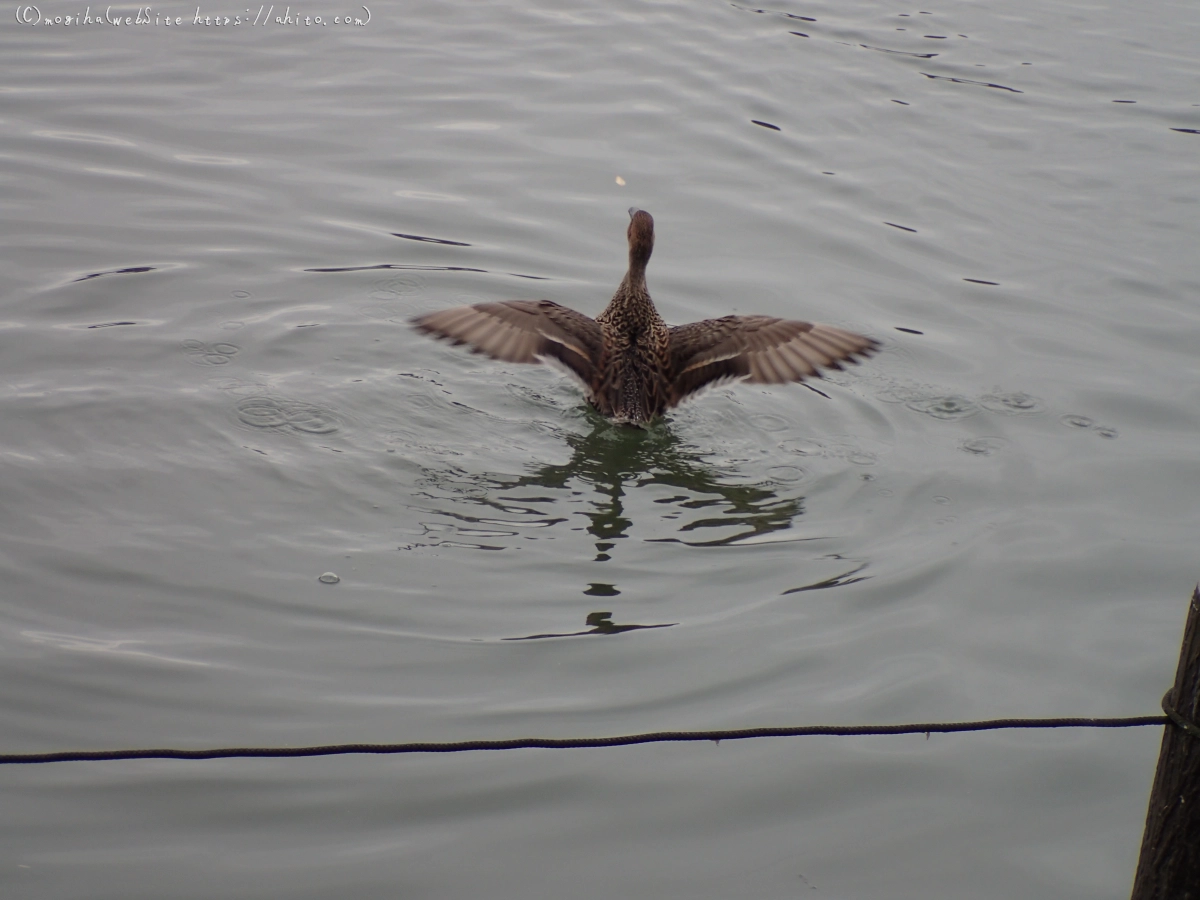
{"left": 628, "top": 207, "right": 641, "bottom": 218}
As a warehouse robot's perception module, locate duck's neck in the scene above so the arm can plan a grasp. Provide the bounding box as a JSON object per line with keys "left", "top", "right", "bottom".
{"left": 621, "top": 258, "right": 649, "bottom": 300}
{"left": 600, "top": 258, "right": 660, "bottom": 325}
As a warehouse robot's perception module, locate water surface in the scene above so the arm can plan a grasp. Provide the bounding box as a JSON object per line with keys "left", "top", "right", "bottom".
{"left": 4, "top": 0, "right": 1200, "bottom": 897}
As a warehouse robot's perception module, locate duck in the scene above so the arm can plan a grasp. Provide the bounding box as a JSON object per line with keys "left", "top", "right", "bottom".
{"left": 413, "top": 208, "right": 878, "bottom": 425}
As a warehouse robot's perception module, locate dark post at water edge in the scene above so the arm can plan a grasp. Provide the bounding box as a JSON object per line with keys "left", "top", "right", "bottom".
{"left": 1130, "top": 585, "right": 1200, "bottom": 899}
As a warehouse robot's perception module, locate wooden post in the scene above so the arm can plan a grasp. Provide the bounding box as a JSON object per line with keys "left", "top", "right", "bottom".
{"left": 1130, "top": 585, "right": 1200, "bottom": 899}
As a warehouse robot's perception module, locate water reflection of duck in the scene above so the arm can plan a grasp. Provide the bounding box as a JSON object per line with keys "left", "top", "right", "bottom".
{"left": 414, "top": 208, "right": 878, "bottom": 425}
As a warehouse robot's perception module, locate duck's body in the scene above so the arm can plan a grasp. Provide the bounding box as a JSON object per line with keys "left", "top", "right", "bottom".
{"left": 413, "top": 209, "right": 878, "bottom": 425}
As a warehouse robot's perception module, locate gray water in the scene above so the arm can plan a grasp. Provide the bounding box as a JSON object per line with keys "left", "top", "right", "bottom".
{"left": 4, "top": 0, "right": 1200, "bottom": 897}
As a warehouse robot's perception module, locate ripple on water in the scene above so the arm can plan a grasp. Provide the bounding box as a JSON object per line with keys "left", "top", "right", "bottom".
{"left": 371, "top": 275, "right": 425, "bottom": 296}
{"left": 777, "top": 437, "right": 882, "bottom": 466}
{"left": 235, "top": 396, "right": 341, "bottom": 434}
{"left": 181, "top": 339, "right": 240, "bottom": 366}
{"left": 980, "top": 392, "right": 1046, "bottom": 415}
{"left": 506, "top": 383, "right": 567, "bottom": 410}
{"left": 528, "top": 420, "right": 568, "bottom": 438}
{"left": 358, "top": 303, "right": 402, "bottom": 319}
{"left": 407, "top": 393, "right": 438, "bottom": 410}
{"left": 779, "top": 438, "right": 824, "bottom": 457}
{"left": 386, "top": 430, "right": 463, "bottom": 457}
{"left": 874, "top": 383, "right": 928, "bottom": 404}
{"left": 960, "top": 436, "right": 1008, "bottom": 456}
{"left": 211, "top": 377, "right": 271, "bottom": 395}
{"left": 905, "top": 395, "right": 979, "bottom": 420}
{"left": 846, "top": 450, "right": 878, "bottom": 466}
{"left": 1060, "top": 415, "right": 1118, "bottom": 439}
{"left": 766, "top": 465, "right": 807, "bottom": 483}
{"left": 748, "top": 413, "right": 793, "bottom": 432}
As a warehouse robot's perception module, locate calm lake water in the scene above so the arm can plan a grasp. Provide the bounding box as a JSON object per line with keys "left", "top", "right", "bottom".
{"left": 4, "top": 0, "right": 1200, "bottom": 897}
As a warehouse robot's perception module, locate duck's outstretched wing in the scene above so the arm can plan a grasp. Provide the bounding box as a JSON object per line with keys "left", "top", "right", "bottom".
{"left": 667, "top": 315, "right": 878, "bottom": 404}
{"left": 413, "top": 299, "right": 605, "bottom": 386}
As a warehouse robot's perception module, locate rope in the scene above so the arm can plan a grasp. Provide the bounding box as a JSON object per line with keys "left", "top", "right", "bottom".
{"left": 0, "top": 715, "right": 1169, "bottom": 764}
{"left": 1161, "top": 690, "right": 1200, "bottom": 738}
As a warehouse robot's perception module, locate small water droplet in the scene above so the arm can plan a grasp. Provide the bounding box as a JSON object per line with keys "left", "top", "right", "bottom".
{"left": 1093, "top": 425, "right": 1118, "bottom": 439}
{"left": 749, "top": 414, "right": 792, "bottom": 432}
{"left": 933, "top": 495, "right": 950, "bottom": 504}
{"left": 960, "top": 436, "right": 1008, "bottom": 456}
{"left": 876, "top": 385, "right": 926, "bottom": 404}
{"left": 780, "top": 438, "right": 823, "bottom": 457}
{"left": 980, "top": 392, "right": 1045, "bottom": 415}
{"left": 183, "top": 339, "right": 242, "bottom": 366}
{"left": 235, "top": 397, "right": 289, "bottom": 428}
{"left": 906, "top": 395, "right": 979, "bottom": 420}
{"left": 318, "top": 572, "right": 340, "bottom": 584}
{"left": 287, "top": 409, "right": 339, "bottom": 434}
{"left": 767, "top": 465, "right": 806, "bottom": 483}
{"left": 1061, "top": 414, "right": 1094, "bottom": 429}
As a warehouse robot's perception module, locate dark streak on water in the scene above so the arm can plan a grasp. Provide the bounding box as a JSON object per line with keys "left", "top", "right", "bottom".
{"left": 503, "top": 611, "right": 676, "bottom": 641}
{"left": 73, "top": 265, "right": 156, "bottom": 282}
{"left": 921, "top": 73, "right": 1023, "bottom": 93}
{"left": 391, "top": 232, "right": 472, "bottom": 246}
{"left": 862, "top": 44, "right": 938, "bottom": 58}
{"left": 781, "top": 563, "right": 869, "bottom": 594}
{"left": 306, "top": 263, "right": 550, "bottom": 280}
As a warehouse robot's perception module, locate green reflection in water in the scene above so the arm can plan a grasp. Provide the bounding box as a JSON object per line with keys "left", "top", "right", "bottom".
{"left": 509, "top": 412, "right": 805, "bottom": 553}
{"left": 415, "top": 413, "right": 865, "bottom": 635}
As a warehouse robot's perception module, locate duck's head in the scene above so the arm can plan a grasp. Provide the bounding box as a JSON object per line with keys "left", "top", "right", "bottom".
{"left": 627, "top": 207, "right": 655, "bottom": 271}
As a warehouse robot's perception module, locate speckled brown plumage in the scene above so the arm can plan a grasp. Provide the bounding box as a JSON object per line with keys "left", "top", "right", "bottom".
{"left": 413, "top": 208, "right": 879, "bottom": 425}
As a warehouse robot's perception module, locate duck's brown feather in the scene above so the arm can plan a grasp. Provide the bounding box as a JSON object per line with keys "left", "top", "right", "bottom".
{"left": 413, "top": 299, "right": 604, "bottom": 387}
{"left": 668, "top": 316, "right": 877, "bottom": 400}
